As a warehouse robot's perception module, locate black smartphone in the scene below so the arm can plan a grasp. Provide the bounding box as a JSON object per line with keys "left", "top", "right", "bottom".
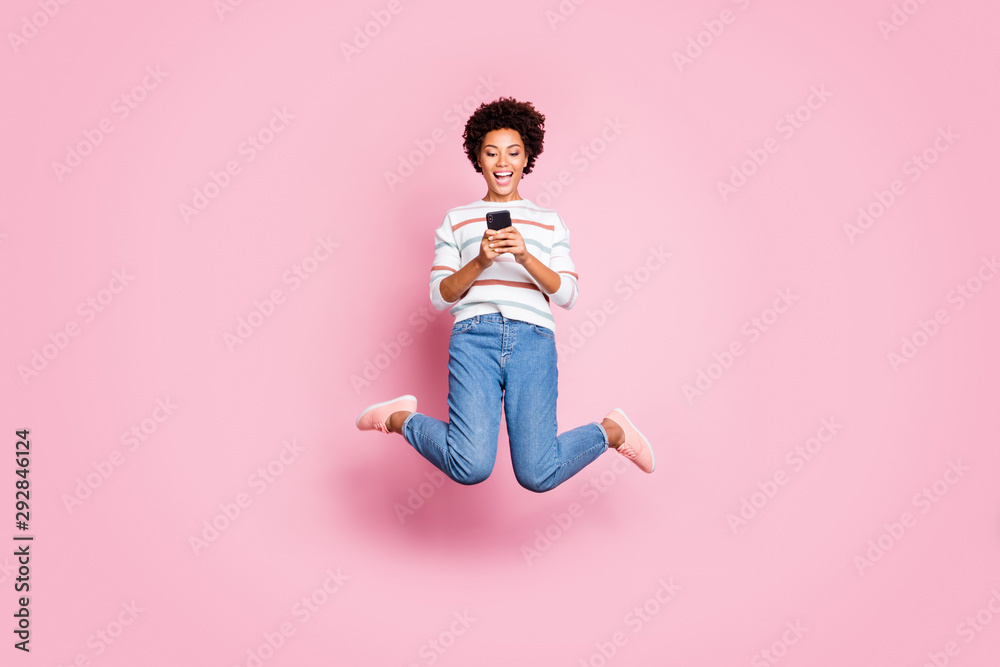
{"left": 486, "top": 210, "right": 511, "bottom": 231}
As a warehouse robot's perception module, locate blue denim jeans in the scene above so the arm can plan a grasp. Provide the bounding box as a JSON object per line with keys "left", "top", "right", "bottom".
{"left": 402, "top": 313, "right": 609, "bottom": 492}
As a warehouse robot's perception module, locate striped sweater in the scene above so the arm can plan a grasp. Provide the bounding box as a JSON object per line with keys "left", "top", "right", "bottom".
{"left": 429, "top": 198, "right": 579, "bottom": 330}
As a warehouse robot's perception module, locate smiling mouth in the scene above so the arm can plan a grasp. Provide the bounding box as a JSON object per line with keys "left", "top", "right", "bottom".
{"left": 494, "top": 171, "right": 513, "bottom": 185}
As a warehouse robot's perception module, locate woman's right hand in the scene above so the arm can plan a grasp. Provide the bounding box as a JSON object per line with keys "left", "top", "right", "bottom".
{"left": 440, "top": 231, "right": 497, "bottom": 302}
{"left": 476, "top": 229, "right": 498, "bottom": 269}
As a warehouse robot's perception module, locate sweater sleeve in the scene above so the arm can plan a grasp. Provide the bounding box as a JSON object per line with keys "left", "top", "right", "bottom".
{"left": 547, "top": 213, "right": 579, "bottom": 309}
{"left": 429, "top": 214, "right": 460, "bottom": 311}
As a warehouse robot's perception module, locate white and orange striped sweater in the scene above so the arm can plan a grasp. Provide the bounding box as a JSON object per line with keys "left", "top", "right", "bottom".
{"left": 429, "top": 198, "right": 579, "bottom": 330}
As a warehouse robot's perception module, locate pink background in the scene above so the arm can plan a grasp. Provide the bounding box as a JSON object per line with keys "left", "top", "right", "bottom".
{"left": 3, "top": 0, "right": 999, "bottom": 665}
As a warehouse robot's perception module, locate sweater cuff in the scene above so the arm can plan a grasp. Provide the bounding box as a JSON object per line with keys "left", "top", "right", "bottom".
{"left": 548, "top": 273, "right": 577, "bottom": 309}
{"left": 430, "top": 278, "right": 455, "bottom": 312}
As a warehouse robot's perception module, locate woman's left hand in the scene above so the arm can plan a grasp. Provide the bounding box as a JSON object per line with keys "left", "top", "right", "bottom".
{"left": 487, "top": 226, "right": 532, "bottom": 265}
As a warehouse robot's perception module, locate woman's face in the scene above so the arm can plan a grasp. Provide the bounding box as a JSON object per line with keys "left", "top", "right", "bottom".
{"left": 477, "top": 128, "right": 528, "bottom": 202}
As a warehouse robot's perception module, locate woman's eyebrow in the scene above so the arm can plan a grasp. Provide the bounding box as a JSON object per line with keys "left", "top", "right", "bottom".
{"left": 483, "top": 143, "right": 523, "bottom": 149}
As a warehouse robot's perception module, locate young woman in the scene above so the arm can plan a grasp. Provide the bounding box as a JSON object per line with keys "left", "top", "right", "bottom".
{"left": 356, "top": 97, "right": 655, "bottom": 492}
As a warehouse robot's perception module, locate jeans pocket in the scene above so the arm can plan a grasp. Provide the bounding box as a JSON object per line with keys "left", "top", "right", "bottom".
{"left": 531, "top": 324, "right": 555, "bottom": 339}
{"left": 452, "top": 319, "right": 475, "bottom": 335}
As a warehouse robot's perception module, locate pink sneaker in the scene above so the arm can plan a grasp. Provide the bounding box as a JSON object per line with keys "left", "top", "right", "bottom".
{"left": 356, "top": 395, "right": 417, "bottom": 434}
{"left": 604, "top": 408, "right": 655, "bottom": 473}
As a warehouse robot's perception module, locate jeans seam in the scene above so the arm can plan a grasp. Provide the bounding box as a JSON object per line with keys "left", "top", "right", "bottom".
{"left": 546, "top": 425, "right": 606, "bottom": 484}
{"left": 405, "top": 414, "right": 450, "bottom": 460}
{"left": 595, "top": 421, "right": 610, "bottom": 448}
{"left": 562, "top": 439, "right": 607, "bottom": 472}
{"left": 532, "top": 324, "right": 554, "bottom": 339}
{"left": 401, "top": 411, "right": 417, "bottom": 433}
{"left": 424, "top": 436, "right": 450, "bottom": 461}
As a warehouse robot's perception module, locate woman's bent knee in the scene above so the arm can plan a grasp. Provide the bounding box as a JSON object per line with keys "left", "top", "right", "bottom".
{"left": 514, "top": 469, "right": 557, "bottom": 493}
{"left": 450, "top": 462, "right": 493, "bottom": 486}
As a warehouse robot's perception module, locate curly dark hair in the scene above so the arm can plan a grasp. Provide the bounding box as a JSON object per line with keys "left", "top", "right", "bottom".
{"left": 462, "top": 97, "right": 545, "bottom": 175}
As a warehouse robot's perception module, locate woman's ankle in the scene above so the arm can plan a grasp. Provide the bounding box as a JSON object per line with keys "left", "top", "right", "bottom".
{"left": 601, "top": 418, "right": 624, "bottom": 448}
{"left": 388, "top": 411, "right": 411, "bottom": 433}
